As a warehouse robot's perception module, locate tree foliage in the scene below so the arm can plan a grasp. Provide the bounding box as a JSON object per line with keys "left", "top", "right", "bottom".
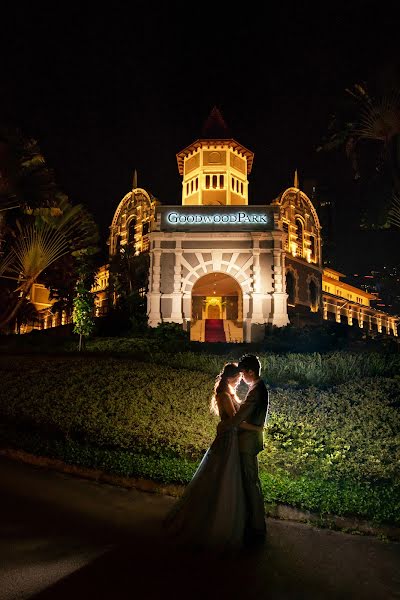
{"left": 107, "top": 247, "right": 150, "bottom": 332}
{"left": 318, "top": 80, "right": 400, "bottom": 229}
{"left": 72, "top": 277, "right": 95, "bottom": 350}
{"left": 0, "top": 124, "right": 99, "bottom": 331}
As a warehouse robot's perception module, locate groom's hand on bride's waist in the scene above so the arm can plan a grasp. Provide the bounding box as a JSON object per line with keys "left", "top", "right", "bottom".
{"left": 217, "top": 421, "right": 234, "bottom": 435}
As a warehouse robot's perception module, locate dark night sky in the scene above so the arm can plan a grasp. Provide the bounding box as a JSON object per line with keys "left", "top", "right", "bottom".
{"left": 1, "top": 2, "right": 399, "bottom": 272}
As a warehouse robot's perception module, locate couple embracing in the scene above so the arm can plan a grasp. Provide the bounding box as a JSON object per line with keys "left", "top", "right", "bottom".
{"left": 164, "top": 353, "right": 269, "bottom": 553}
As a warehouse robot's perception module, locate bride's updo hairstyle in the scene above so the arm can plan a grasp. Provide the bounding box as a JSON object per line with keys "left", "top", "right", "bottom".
{"left": 210, "top": 362, "right": 240, "bottom": 416}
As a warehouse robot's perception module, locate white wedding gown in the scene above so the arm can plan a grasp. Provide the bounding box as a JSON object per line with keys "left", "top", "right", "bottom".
{"left": 163, "top": 396, "right": 246, "bottom": 552}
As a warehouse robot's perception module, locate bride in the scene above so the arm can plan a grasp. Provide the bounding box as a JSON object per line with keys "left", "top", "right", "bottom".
{"left": 163, "top": 362, "right": 263, "bottom": 552}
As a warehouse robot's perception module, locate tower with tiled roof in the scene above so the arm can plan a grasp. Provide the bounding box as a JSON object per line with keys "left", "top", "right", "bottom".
{"left": 176, "top": 106, "right": 254, "bottom": 206}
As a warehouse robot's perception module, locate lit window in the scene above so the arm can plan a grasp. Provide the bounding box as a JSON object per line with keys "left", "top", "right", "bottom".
{"left": 295, "top": 218, "right": 303, "bottom": 257}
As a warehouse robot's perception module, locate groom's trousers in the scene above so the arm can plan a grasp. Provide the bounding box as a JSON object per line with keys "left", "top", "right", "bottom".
{"left": 240, "top": 451, "right": 266, "bottom": 537}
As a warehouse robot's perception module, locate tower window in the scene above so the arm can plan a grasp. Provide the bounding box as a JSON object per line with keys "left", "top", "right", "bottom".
{"left": 206, "top": 175, "right": 210, "bottom": 189}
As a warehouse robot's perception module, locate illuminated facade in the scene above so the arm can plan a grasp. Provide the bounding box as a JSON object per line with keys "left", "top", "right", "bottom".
{"left": 108, "top": 183, "right": 159, "bottom": 257}
{"left": 146, "top": 116, "right": 293, "bottom": 342}
{"left": 322, "top": 268, "right": 398, "bottom": 335}
{"left": 92, "top": 263, "right": 110, "bottom": 317}
{"left": 26, "top": 108, "right": 399, "bottom": 340}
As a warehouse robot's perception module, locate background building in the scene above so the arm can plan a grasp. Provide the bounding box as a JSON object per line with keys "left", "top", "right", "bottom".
{"left": 26, "top": 109, "right": 399, "bottom": 340}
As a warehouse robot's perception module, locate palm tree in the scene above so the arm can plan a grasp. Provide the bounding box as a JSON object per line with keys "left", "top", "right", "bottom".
{"left": 318, "top": 81, "right": 400, "bottom": 228}
{"left": 388, "top": 194, "right": 400, "bottom": 230}
{"left": 0, "top": 198, "right": 98, "bottom": 330}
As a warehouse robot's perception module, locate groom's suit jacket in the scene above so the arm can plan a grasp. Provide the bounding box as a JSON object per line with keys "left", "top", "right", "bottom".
{"left": 229, "top": 379, "right": 269, "bottom": 455}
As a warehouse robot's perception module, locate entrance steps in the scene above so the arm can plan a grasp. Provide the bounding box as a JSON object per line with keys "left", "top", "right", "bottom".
{"left": 205, "top": 319, "right": 226, "bottom": 342}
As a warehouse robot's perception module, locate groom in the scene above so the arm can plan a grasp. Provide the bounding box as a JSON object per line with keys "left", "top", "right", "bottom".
{"left": 217, "top": 353, "right": 269, "bottom": 545}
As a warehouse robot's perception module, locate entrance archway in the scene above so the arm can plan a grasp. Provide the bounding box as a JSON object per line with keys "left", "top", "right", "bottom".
{"left": 191, "top": 272, "right": 243, "bottom": 342}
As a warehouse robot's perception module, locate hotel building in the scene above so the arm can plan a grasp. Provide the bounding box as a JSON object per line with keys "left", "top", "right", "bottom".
{"left": 27, "top": 108, "right": 399, "bottom": 341}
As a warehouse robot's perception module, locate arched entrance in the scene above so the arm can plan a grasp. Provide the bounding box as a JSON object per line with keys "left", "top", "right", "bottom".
{"left": 190, "top": 272, "right": 243, "bottom": 342}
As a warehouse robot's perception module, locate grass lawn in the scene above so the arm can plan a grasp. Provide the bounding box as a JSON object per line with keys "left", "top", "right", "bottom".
{"left": 1, "top": 340, "right": 399, "bottom": 527}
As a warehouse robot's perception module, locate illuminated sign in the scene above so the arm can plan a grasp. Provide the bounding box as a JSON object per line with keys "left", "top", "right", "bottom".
{"left": 167, "top": 212, "right": 268, "bottom": 224}
{"left": 159, "top": 206, "right": 275, "bottom": 231}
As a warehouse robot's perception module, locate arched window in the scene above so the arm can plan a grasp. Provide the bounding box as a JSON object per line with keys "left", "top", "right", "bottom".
{"left": 283, "top": 222, "right": 289, "bottom": 249}
{"left": 309, "top": 279, "right": 318, "bottom": 310}
{"left": 295, "top": 218, "right": 303, "bottom": 257}
{"left": 309, "top": 235, "right": 316, "bottom": 261}
{"left": 286, "top": 271, "right": 295, "bottom": 305}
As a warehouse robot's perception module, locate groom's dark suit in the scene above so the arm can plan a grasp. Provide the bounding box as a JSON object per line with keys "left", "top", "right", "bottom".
{"left": 226, "top": 378, "right": 269, "bottom": 539}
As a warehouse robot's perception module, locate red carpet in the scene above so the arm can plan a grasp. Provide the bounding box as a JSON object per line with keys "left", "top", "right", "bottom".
{"left": 205, "top": 319, "right": 226, "bottom": 342}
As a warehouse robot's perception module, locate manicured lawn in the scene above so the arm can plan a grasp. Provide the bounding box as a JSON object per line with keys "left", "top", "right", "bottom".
{"left": 1, "top": 346, "right": 399, "bottom": 526}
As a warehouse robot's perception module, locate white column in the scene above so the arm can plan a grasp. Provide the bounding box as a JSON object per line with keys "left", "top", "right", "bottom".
{"left": 336, "top": 303, "right": 341, "bottom": 323}
{"left": 377, "top": 316, "right": 382, "bottom": 333}
{"left": 171, "top": 247, "right": 183, "bottom": 322}
{"left": 347, "top": 307, "right": 353, "bottom": 326}
{"left": 147, "top": 247, "right": 161, "bottom": 326}
{"left": 271, "top": 245, "right": 289, "bottom": 326}
{"left": 243, "top": 294, "right": 251, "bottom": 342}
{"left": 182, "top": 293, "right": 191, "bottom": 327}
{"left": 251, "top": 248, "right": 264, "bottom": 322}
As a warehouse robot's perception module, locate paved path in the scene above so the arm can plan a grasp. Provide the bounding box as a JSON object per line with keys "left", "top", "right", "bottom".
{"left": 0, "top": 456, "right": 399, "bottom": 600}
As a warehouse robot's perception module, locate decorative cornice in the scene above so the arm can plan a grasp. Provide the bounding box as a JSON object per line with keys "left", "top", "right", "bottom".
{"left": 176, "top": 139, "right": 254, "bottom": 175}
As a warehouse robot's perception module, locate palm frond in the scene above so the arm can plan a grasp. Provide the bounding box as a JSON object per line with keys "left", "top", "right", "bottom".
{"left": 11, "top": 221, "right": 70, "bottom": 281}
{"left": 357, "top": 93, "right": 400, "bottom": 142}
{"left": 388, "top": 194, "right": 400, "bottom": 229}
{"left": 0, "top": 250, "right": 16, "bottom": 277}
